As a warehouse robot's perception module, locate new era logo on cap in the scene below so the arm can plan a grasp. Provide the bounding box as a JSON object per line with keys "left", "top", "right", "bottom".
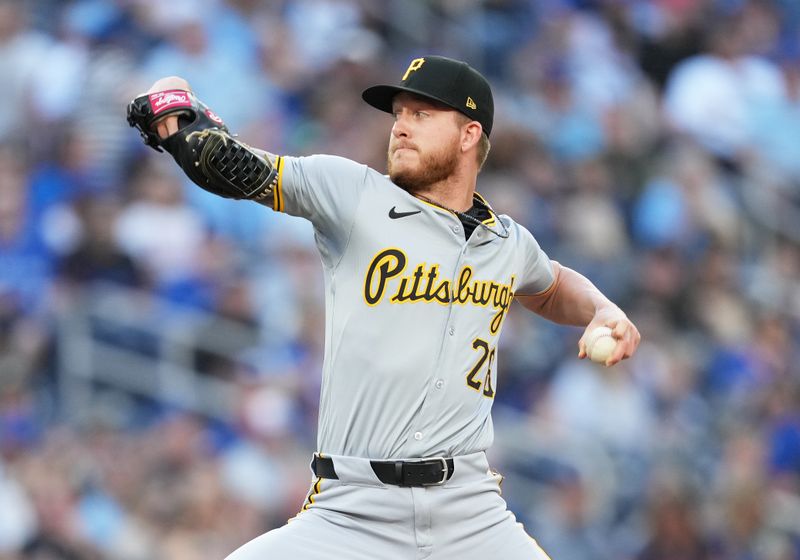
{"left": 362, "top": 55, "right": 494, "bottom": 137}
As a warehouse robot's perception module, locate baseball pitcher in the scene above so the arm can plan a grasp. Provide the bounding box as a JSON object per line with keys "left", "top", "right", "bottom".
{"left": 127, "top": 55, "right": 641, "bottom": 559}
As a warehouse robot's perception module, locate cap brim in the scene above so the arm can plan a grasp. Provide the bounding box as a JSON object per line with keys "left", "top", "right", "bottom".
{"left": 362, "top": 84, "right": 459, "bottom": 115}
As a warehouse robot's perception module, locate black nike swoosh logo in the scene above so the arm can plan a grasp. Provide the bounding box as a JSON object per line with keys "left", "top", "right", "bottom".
{"left": 389, "top": 207, "right": 422, "bottom": 219}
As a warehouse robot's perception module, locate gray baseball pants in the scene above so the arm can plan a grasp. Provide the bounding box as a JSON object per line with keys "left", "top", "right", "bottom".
{"left": 225, "top": 451, "right": 552, "bottom": 560}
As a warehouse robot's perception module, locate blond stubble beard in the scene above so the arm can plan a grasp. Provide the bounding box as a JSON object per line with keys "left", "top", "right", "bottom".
{"left": 387, "top": 138, "right": 460, "bottom": 194}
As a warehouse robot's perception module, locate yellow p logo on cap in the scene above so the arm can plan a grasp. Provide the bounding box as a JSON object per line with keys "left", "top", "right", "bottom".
{"left": 402, "top": 58, "right": 426, "bottom": 81}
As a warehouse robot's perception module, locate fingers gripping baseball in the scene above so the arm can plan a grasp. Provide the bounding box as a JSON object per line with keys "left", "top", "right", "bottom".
{"left": 578, "top": 312, "right": 640, "bottom": 367}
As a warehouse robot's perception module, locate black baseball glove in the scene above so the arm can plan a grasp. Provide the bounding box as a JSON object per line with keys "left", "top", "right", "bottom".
{"left": 126, "top": 89, "right": 277, "bottom": 201}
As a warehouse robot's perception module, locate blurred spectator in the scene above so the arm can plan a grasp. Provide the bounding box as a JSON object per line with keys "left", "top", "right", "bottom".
{"left": 191, "top": 276, "right": 260, "bottom": 381}
{"left": 556, "top": 157, "right": 632, "bottom": 300}
{"left": 0, "top": 462, "right": 37, "bottom": 553}
{"left": 745, "top": 238, "right": 800, "bottom": 318}
{"left": 512, "top": 56, "right": 606, "bottom": 162}
{"left": 57, "top": 195, "right": 147, "bottom": 291}
{"left": 140, "top": 0, "right": 269, "bottom": 133}
{"left": 635, "top": 471, "right": 714, "bottom": 560}
{"left": 764, "top": 378, "right": 800, "bottom": 489}
{"left": 0, "top": 145, "right": 55, "bottom": 314}
{"left": 748, "top": 52, "right": 800, "bottom": 180}
{"left": 282, "top": 0, "right": 369, "bottom": 73}
{"left": 115, "top": 159, "right": 211, "bottom": 308}
{"left": 632, "top": 0, "right": 707, "bottom": 90}
{"left": 0, "top": 0, "right": 50, "bottom": 141}
{"left": 663, "top": 13, "right": 787, "bottom": 168}
{"left": 27, "top": 127, "right": 94, "bottom": 224}
{"left": 632, "top": 142, "right": 740, "bottom": 252}
{"left": 535, "top": 469, "right": 612, "bottom": 560}
{"left": 545, "top": 359, "right": 655, "bottom": 458}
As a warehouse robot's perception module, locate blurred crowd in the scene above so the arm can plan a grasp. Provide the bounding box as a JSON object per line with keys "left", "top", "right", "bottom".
{"left": 1, "top": 0, "right": 800, "bottom": 558}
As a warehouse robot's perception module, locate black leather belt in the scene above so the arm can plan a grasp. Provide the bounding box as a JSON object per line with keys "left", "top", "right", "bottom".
{"left": 313, "top": 455, "right": 455, "bottom": 487}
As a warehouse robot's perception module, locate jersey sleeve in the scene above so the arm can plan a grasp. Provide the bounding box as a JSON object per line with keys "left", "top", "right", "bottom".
{"left": 270, "top": 154, "right": 369, "bottom": 266}
{"left": 516, "top": 226, "right": 555, "bottom": 296}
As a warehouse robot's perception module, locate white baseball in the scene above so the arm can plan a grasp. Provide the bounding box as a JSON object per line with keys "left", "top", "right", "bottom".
{"left": 586, "top": 326, "right": 617, "bottom": 364}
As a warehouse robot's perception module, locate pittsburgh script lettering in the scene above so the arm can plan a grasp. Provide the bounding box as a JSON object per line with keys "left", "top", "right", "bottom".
{"left": 363, "top": 248, "right": 515, "bottom": 334}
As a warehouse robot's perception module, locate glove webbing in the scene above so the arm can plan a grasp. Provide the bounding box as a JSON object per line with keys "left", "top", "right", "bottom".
{"left": 193, "top": 130, "right": 277, "bottom": 201}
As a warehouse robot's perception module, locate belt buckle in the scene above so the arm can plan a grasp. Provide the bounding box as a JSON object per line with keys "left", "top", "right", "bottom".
{"left": 422, "top": 456, "right": 449, "bottom": 486}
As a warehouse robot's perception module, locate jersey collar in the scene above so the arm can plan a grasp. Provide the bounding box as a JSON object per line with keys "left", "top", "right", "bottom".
{"left": 472, "top": 192, "right": 509, "bottom": 239}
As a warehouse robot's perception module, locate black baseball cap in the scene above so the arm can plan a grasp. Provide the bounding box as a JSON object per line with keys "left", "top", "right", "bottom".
{"left": 362, "top": 55, "right": 494, "bottom": 137}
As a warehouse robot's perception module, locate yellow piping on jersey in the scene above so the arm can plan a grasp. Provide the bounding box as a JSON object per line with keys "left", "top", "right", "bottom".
{"left": 302, "top": 477, "right": 323, "bottom": 511}
{"left": 273, "top": 156, "right": 285, "bottom": 213}
{"left": 417, "top": 192, "right": 498, "bottom": 227}
{"left": 417, "top": 192, "right": 497, "bottom": 226}
{"left": 473, "top": 192, "right": 497, "bottom": 226}
{"left": 416, "top": 197, "right": 451, "bottom": 214}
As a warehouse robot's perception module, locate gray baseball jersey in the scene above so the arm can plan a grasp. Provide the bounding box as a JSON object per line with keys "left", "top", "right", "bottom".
{"left": 265, "top": 153, "right": 554, "bottom": 460}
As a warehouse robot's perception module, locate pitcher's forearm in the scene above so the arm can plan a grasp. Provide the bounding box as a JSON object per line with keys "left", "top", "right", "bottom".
{"left": 516, "top": 262, "right": 619, "bottom": 326}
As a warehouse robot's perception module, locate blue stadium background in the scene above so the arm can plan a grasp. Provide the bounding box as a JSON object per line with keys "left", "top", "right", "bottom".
{"left": 1, "top": 0, "right": 800, "bottom": 558}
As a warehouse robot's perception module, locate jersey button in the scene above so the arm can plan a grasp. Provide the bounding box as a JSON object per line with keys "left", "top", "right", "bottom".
{"left": 414, "top": 431, "right": 423, "bottom": 441}
{"left": 435, "top": 379, "right": 444, "bottom": 389}
{"left": 448, "top": 326, "right": 455, "bottom": 336}
{"left": 452, "top": 224, "right": 461, "bottom": 234}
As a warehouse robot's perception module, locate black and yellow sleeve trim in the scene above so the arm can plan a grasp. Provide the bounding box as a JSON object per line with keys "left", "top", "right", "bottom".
{"left": 272, "top": 155, "right": 285, "bottom": 213}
